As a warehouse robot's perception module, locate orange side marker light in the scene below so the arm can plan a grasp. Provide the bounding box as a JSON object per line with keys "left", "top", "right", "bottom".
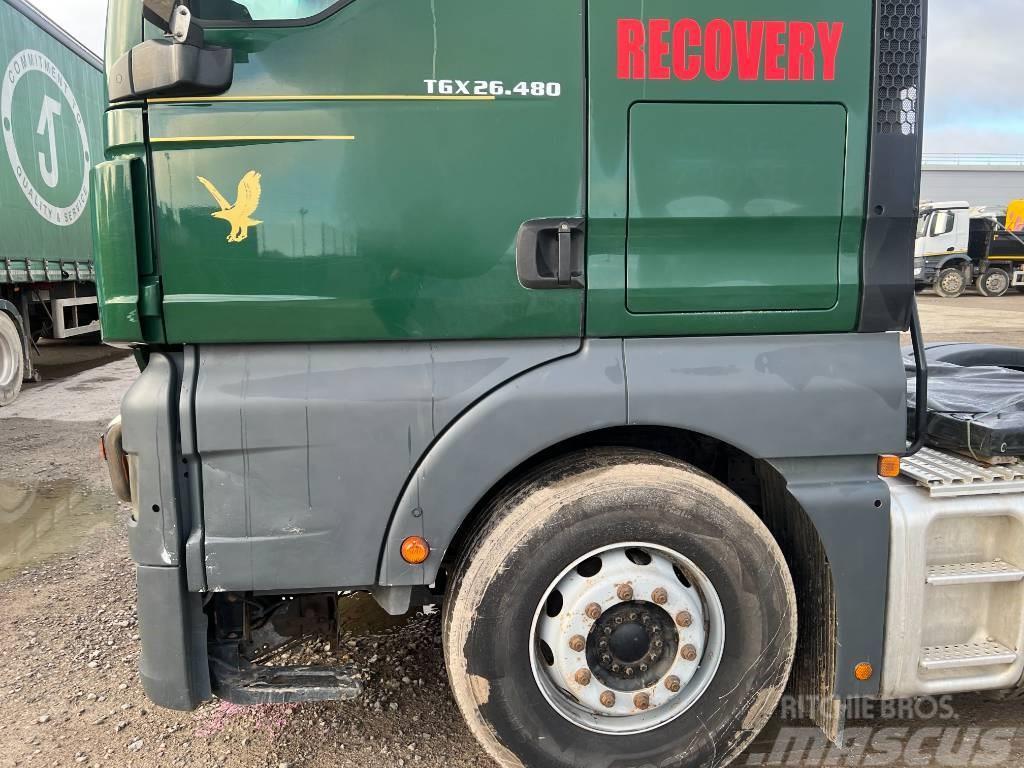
{"left": 878, "top": 455, "right": 901, "bottom": 478}
{"left": 854, "top": 662, "right": 874, "bottom": 681}
{"left": 401, "top": 536, "right": 430, "bottom": 565}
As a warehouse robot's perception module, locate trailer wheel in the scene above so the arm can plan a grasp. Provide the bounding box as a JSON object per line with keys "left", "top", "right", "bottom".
{"left": 0, "top": 312, "right": 24, "bottom": 407}
{"left": 977, "top": 268, "right": 1010, "bottom": 298}
{"left": 443, "top": 449, "right": 796, "bottom": 768}
{"left": 934, "top": 267, "right": 967, "bottom": 298}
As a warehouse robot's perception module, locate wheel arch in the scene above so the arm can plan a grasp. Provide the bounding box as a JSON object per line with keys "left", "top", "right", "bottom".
{"left": 936, "top": 255, "right": 970, "bottom": 271}
{"left": 378, "top": 337, "right": 895, "bottom": 714}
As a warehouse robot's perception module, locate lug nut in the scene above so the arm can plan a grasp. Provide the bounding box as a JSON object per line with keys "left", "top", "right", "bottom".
{"left": 676, "top": 611, "right": 693, "bottom": 628}
{"left": 654, "top": 639, "right": 663, "bottom": 649}
{"left": 601, "top": 654, "right": 611, "bottom": 664}
{"left": 665, "top": 675, "right": 681, "bottom": 693}
{"left": 614, "top": 616, "right": 623, "bottom": 625}
{"left": 617, "top": 584, "right": 634, "bottom": 601}
{"left": 625, "top": 667, "right": 635, "bottom": 677}
{"left": 652, "top": 587, "right": 669, "bottom": 605}
{"left": 586, "top": 603, "right": 603, "bottom": 620}
{"left": 628, "top": 612, "right": 638, "bottom": 621}
{"left": 569, "top": 635, "right": 586, "bottom": 652}
{"left": 575, "top": 669, "right": 592, "bottom": 686}
{"left": 639, "top": 663, "right": 649, "bottom": 673}
{"left": 600, "top": 691, "right": 616, "bottom": 708}
{"left": 599, "top": 639, "right": 608, "bottom": 649}
{"left": 633, "top": 692, "right": 650, "bottom": 710}
{"left": 604, "top": 626, "right": 612, "bottom": 636}
{"left": 681, "top": 644, "right": 698, "bottom": 661}
{"left": 612, "top": 664, "right": 621, "bottom": 673}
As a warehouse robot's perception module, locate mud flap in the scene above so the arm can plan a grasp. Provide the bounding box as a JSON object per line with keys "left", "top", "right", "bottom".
{"left": 136, "top": 564, "right": 211, "bottom": 710}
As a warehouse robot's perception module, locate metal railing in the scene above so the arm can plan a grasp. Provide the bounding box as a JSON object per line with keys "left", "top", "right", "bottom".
{"left": 922, "top": 153, "right": 1024, "bottom": 168}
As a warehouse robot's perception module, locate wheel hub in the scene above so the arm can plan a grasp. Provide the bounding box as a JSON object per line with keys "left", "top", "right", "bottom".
{"left": 588, "top": 601, "right": 677, "bottom": 690}
{"left": 530, "top": 543, "right": 725, "bottom": 735}
{"left": 609, "top": 620, "right": 649, "bottom": 663}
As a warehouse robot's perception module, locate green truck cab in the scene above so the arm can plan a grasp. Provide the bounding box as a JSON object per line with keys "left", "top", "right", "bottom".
{"left": 95, "top": 2, "right": 1024, "bottom": 766}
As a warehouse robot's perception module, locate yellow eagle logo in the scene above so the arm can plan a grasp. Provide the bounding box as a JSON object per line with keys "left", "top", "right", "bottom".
{"left": 197, "top": 171, "right": 263, "bottom": 243}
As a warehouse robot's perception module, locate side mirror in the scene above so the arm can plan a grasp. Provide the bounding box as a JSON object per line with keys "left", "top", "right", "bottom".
{"left": 108, "top": 38, "right": 233, "bottom": 103}
{"left": 109, "top": 0, "right": 233, "bottom": 103}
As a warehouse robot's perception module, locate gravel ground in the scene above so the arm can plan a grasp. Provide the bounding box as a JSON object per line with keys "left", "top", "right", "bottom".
{"left": 2, "top": 295, "right": 1024, "bottom": 768}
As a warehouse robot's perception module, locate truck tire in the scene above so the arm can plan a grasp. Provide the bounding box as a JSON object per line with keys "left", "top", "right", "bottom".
{"left": 934, "top": 267, "right": 967, "bottom": 298}
{"left": 443, "top": 448, "right": 796, "bottom": 768}
{"left": 0, "top": 312, "right": 24, "bottom": 407}
{"left": 977, "top": 268, "right": 1010, "bottom": 298}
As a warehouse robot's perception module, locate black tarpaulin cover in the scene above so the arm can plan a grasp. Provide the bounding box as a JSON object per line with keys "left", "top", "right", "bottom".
{"left": 906, "top": 344, "right": 1024, "bottom": 459}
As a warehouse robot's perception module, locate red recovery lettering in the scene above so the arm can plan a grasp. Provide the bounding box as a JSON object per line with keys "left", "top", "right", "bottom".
{"left": 616, "top": 18, "right": 845, "bottom": 83}
{"left": 818, "top": 22, "right": 844, "bottom": 81}
{"left": 704, "top": 19, "right": 733, "bottom": 81}
{"left": 648, "top": 18, "right": 672, "bottom": 79}
{"left": 672, "top": 19, "right": 702, "bottom": 80}
{"left": 763, "top": 21, "right": 787, "bottom": 81}
{"left": 734, "top": 21, "right": 765, "bottom": 80}
{"left": 617, "top": 18, "right": 646, "bottom": 79}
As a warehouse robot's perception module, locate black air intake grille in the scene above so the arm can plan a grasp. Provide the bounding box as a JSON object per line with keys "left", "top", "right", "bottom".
{"left": 876, "top": 1, "right": 923, "bottom": 135}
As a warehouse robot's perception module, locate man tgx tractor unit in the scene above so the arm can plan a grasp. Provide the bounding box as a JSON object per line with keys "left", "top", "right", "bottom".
{"left": 914, "top": 200, "right": 1024, "bottom": 298}
{"left": 0, "top": 0, "right": 105, "bottom": 406}
{"left": 93, "top": 1, "right": 1024, "bottom": 766}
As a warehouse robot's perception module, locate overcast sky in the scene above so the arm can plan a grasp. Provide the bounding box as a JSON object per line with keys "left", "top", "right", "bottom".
{"left": 27, "top": 0, "right": 1024, "bottom": 156}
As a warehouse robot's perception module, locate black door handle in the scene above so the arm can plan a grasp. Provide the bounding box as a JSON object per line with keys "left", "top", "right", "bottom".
{"left": 516, "top": 218, "right": 585, "bottom": 290}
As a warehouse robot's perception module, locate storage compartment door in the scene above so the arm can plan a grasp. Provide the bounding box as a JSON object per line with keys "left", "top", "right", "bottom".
{"left": 626, "top": 103, "right": 848, "bottom": 314}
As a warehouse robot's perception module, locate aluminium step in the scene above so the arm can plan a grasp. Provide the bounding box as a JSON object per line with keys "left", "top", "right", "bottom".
{"left": 901, "top": 448, "right": 1024, "bottom": 498}
{"left": 211, "top": 660, "right": 362, "bottom": 706}
{"left": 920, "top": 641, "right": 1019, "bottom": 672}
{"left": 926, "top": 560, "right": 1024, "bottom": 586}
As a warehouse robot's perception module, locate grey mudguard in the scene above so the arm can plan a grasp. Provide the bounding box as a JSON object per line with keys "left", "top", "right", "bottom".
{"left": 767, "top": 455, "right": 892, "bottom": 699}
{"left": 136, "top": 564, "right": 211, "bottom": 710}
{"left": 192, "top": 340, "right": 579, "bottom": 592}
{"left": 381, "top": 338, "right": 628, "bottom": 585}
{"left": 121, "top": 353, "right": 186, "bottom": 566}
{"left": 625, "top": 333, "right": 907, "bottom": 457}
{"left": 382, "top": 332, "right": 906, "bottom": 586}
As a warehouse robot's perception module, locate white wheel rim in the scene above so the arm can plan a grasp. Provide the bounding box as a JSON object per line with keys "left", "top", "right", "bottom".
{"left": 529, "top": 542, "right": 725, "bottom": 735}
{"left": 0, "top": 318, "right": 19, "bottom": 391}
{"left": 987, "top": 272, "right": 1008, "bottom": 294}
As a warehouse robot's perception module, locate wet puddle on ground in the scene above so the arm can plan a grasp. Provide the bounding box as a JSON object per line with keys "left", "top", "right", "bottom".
{"left": 0, "top": 480, "right": 115, "bottom": 582}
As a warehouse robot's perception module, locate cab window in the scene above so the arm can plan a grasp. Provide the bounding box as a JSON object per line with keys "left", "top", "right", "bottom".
{"left": 930, "top": 211, "right": 955, "bottom": 237}
{"left": 191, "top": 0, "right": 341, "bottom": 22}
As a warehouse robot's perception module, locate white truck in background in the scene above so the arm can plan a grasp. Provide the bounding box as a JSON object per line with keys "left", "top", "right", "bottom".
{"left": 915, "top": 200, "right": 1024, "bottom": 298}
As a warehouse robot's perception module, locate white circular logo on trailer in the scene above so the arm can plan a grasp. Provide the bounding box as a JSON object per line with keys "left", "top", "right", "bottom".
{"left": 2, "top": 49, "right": 91, "bottom": 226}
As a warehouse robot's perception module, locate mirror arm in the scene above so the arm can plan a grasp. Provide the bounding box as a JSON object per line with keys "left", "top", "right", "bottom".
{"left": 143, "top": 0, "right": 205, "bottom": 47}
